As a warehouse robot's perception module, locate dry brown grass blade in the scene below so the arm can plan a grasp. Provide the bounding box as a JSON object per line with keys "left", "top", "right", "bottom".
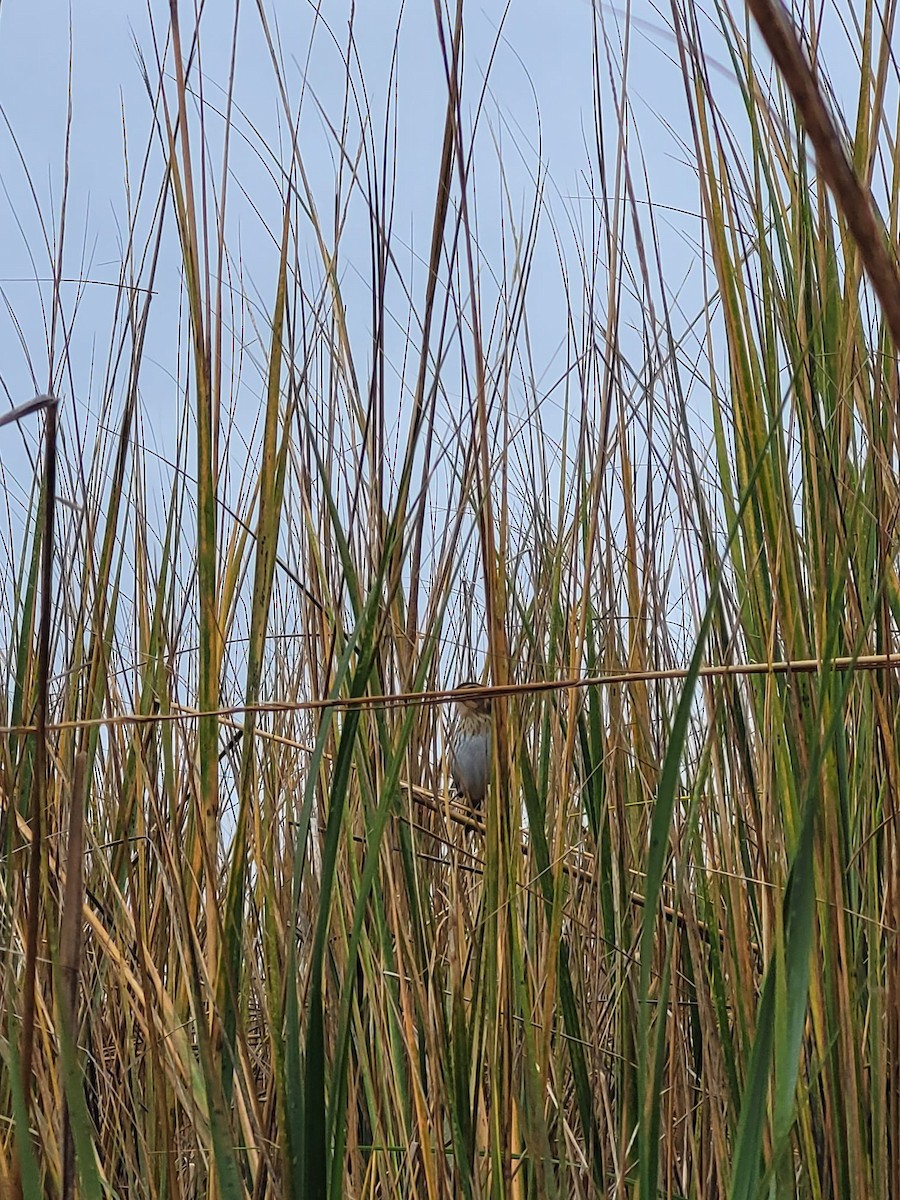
{"left": 745, "top": 0, "right": 900, "bottom": 348}
{"left": 59, "top": 750, "right": 86, "bottom": 1200}
{"left": 15, "top": 396, "right": 59, "bottom": 1200}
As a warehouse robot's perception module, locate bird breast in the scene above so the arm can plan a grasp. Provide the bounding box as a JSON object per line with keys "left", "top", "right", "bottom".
{"left": 450, "top": 721, "right": 491, "bottom": 803}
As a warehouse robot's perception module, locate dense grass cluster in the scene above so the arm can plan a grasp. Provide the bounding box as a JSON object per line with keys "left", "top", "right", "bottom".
{"left": 2, "top": 0, "right": 900, "bottom": 1196}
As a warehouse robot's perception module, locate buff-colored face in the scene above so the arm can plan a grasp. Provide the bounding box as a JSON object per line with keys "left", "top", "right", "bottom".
{"left": 455, "top": 679, "right": 490, "bottom": 717}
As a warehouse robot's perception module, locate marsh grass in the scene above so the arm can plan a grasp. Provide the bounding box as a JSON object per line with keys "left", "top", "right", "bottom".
{"left": 1, "top": 0, "right": 900, "bottom": 1196}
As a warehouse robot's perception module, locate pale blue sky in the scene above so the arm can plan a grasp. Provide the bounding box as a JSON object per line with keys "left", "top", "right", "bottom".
{"left": 0, "top": 0, "right": 865, "bottom": 678}
{"left": 0, "top": 0, "right": 715, "bottom": 426}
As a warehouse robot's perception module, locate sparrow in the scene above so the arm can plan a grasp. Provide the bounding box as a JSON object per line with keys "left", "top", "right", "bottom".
{"left": 449, "top": 679, "right": 492, "bottom": 806}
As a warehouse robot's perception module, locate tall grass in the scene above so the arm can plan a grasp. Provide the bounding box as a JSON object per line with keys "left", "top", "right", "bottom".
{"left": 1, "top": 0, "right": 899, "bottom": 1196}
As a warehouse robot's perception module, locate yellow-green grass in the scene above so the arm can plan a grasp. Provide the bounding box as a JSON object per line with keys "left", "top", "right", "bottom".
{"left": 2, "top": 1, "right": 899, "bottom": 1197}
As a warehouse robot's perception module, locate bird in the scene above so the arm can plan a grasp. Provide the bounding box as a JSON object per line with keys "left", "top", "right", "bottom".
{"left": 449, "top": 679, "right": 492, "bottom": 806}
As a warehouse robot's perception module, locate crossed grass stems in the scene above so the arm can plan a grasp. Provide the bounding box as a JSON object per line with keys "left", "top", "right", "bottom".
{"left": 4, "top": 0, "right": 900, "bottom": 1197}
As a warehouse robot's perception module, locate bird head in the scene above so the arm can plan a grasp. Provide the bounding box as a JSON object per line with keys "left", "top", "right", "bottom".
{"left": 454, "top": 679, "right": 491, "bottom": 717}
